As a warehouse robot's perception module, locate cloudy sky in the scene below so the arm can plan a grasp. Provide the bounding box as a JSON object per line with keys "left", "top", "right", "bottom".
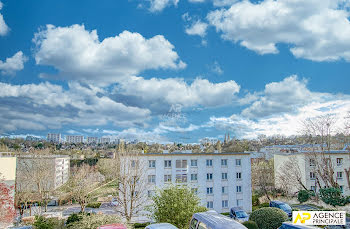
{"left": 0, "top": 0, "right": 349, "bottom": 143}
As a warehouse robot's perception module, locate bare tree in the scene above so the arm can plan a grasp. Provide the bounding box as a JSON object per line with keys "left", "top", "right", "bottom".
{"left": 113, "top": 151, "right": 147, "bottom": 222}
{"left": 63, "top": 164, "right": 101, "bottom": 212}
{"left": 251, "top": 159, "right": 275, "bottom": 200}
{"left": 276, "top": 156, "right": 308, "bottom": 194}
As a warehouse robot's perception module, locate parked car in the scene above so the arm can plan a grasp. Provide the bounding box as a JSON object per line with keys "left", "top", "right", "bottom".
{"left": 9, "top": 226, "right": 33, "bottom": 229}
{"left": 270, "top": 201, "right": 292, "bottom": 217}
{"left": 229, "top": 207, "right": 249, "bottom": 222}
{"left": 110, "top": 198, "right": 118, "bottom": 206}
{"left": 278, "top": 222, "right": 320, "bottom": 228}
{"left": 145, "top": 223, "right": 178, "bottom": 229}
{"left": 190, "top": 210, "right": 247, "bottom": 229}
{"left": 97, "top": 223, "right": 128, "bottom": 229}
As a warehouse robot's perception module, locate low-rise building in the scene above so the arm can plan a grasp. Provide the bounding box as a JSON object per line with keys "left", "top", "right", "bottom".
{"left": 87, "top": 137, "right": 98, "bottom": 144}
{"left": 141, "top": 151, "right": 252, "bottom": 213}
{"left": 47, "top": 133, "right": 62, "bottom": 143}
{"left": 274, "top": 150, "right": 350, "bottom": 195}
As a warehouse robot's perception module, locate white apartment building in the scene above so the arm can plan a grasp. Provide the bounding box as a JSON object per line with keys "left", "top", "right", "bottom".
{"left": 66, "top": 135, "right": 84, "bottom": 144}
{"left": 87, "top": 137, "right": 98, "bottom": 144}
{"left": 99, "top": 137, "right": 111, "bottom": 144}
{"left": 17, "top": 155, "right": 70, "bottom": 191}
{"left": 274, "top": 150, "right": 350, "bottom": 195}
{"left": 47, "top": 133, "right": 62, "bottom": 143}
{"left": 142, "top": 152, "right": 252, "bottom": 213}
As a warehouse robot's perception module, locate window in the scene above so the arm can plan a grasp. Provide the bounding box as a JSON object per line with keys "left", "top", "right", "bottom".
{"left": 148, "top": 190, "right": 155, "bottom": 198}
{"left": 175, "top": 174, "right": 187, "bottom": 183}
{"left": 236, "top": 199, "right": 243, "bottom": 207}
{"left": 191, "top": 159, "right": 198, "bottom": 167}
{"left": 207, "top": 187, "right": 213, "bottom": 194}
{"left": 309, "top": 159, "right": 316, "bottom": 167}
{"left": 164, "top": 174, "right": 171, "bottom": 182}
{"left": 191, "top": 188, "right": 198, "bottom": 194}
{"left": 149, "top": 160, "right": 156, "bottom": 168}
{"left": 176, "top": 160, "right": 187, "bottom": 168}
{"left": 236, "top": 186, "right": 242, "bottom": 193}
{"left": 311, "top": 186, "right": 316, "bottom": 192}
{"left": 222, "top": 173, "right": 228, "bottom": 180}
{"left": 131, "top": 160, "right": 136, "bottom": 168}
{"left": 337, "top": 158, "right": 343, "bottom": 166}
{"left": 340, "top": 185, "right": 344, "bottom": 192}
{"left": 236, "top": 172, "right": 242, "bottom": 179}
{"left": 164, "top": 160, "right": 172, "bottom": 168}
{"left": 222, "top": 186, "right": 228, "bottom": 194}
{"left": 148, "top": 175, "right": 156, "bottom": 183}
{"left": 190, "top": 218, "right": 198, "bottom": 229}
{"left": 337, "top": 171, "right": 343, "bottom": 179}
{"left": 222, "top": 200, "right": 229, "bottom": 208}
{"left": 236, "top": 159, "right": 241, "bottom": 166}
{"left": 207, "top": 173, "right": 213, "bottom": 181}
{"left": 207, "top": 201, "right": 213, "bottom": 209}
{"left": 206, "top": 159, "right": 213, "bottom": 167}
{"left": 191, "top": 173, "right": 198, "bottom": 181}
{"left": 198, "top": 222, "right": 208, "bottom": 229}
{"left": 221, "top": 159, "right": 228, "bottom": 166}
{"left": 310, "top": 172, "right": 316, "bottom": 180}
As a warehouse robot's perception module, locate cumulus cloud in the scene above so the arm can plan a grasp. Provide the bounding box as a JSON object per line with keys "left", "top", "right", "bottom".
{"left": 213, "top": 0, "right": 239, "bottom": 7}
{"left": 149, "top": 0, "right": 179, "bottom": 12}
{"left": 207, "top": 0, "right": 350, "bottom": 61}
{"left": 242, "top": 75, "right": 313, "bottom": 119}
{"left": 33, "top": 24, "right": 185, "bottom": 86}
{"left": 0, "top": 1, "right": 9, "bottom": 36}
{"left": 114, "top": 76, "right": 240, "bottom": 111}
{"left": 185, "top": 20, "right": 208, "bottom": 37}
{"left": 0, "top": 82, "right": 151, "bottom": 133}
{"left": 0, "top": 51, "right": 27, "bottom": 75}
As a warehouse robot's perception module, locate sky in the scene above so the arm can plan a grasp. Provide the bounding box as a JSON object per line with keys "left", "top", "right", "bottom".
{"left": 0, "top": 0, "right": 349, "bottom": 143}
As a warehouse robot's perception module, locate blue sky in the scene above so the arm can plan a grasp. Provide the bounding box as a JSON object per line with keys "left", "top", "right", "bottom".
{"left": 0, "top": 0, "right": 349, "bottom": 143}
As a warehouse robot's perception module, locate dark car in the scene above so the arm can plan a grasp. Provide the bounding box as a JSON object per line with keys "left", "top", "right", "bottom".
{"left": 270, "top": 201, "right": 292, "bottom": 217}
{"left": 230, "top": 207, "right": 249, "bottom": 222}
{"left": 278, "top": 222, "right": 320, "bottom": 228}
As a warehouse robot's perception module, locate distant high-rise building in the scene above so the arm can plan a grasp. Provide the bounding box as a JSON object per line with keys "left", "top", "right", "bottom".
{"left": 99, "top": 137, "right": 111, "bottom": 144}
{"left": 66, "top": 135, "right": 84, "bottom": 144}
{"left": 47, "top": 133, "right": 62, "bottom": 143}
{"left": 87, "top": 137, "right": 98, "bottom": 144}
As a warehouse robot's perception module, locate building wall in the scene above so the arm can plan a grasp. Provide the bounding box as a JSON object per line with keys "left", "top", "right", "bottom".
{"left": 142, "top": 153, "right": 252, "bottom": 213}
{"left": 274, "top": 152, "right": 350, "bottom": 196}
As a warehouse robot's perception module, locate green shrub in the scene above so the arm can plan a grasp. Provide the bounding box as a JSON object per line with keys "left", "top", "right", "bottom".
{"left": 33, "top": 216, "right": 64, "bottom": 229}
{"left": 252, "top": 194, "right": 260, "bottom": 206}
{"left": 249, "top": 207, "right": 288, "bottom": 229}
{"left": 320, "top": 188, "right": 347, "bottom": 206}
{"left": 221, "top": 212, "right": 230, "bottom": 216}
{"left": 66, "top": 213, "right": 83, "bottom": 225}
{"left": 86, "top": 202, "right": 101, "bottom": 208}
{"left": 252, "top": 202, "right": 270, "bottom": 212}
{"left": 298, "top": 190, "right": 311, "bottom": 203}
{"left": 242, "top": 221, "right": 259, "bottom": 229}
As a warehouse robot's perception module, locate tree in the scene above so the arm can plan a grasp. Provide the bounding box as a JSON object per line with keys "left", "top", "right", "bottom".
{"left": 113, "top": 151, "right": 147, "bottom": 222}
{"left": 251, "top": 160, "right": 275, "bottom": 200}
{"left": 0, "top": 174, "right": 16, "bottom": 225}
{"left": 63, "top": 164, "right": 101, "bottom": 212}
{"left": 149, "top": 185, "right": 207, "bottom": 229}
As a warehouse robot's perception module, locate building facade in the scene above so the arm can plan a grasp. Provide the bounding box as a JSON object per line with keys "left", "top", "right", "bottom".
{"left": 99, "top": 137, "right": 111, "bottom": 144}
{"left": 142, "top": 152, "right": 252, "bottom": 213}
{"left": 66, "top": 135, "right": 84, "bottom": 144}
{"left": 274, "top": 150, "right": 350, "bottom": 195}
{"left": 47, "top": 133, "right": 62, "bottom": 143}
{"left": 87, "top": 137, "right": 98, "bottom": 144}
{"left": 17, "top": 155, "right": 70, "bottom": 191}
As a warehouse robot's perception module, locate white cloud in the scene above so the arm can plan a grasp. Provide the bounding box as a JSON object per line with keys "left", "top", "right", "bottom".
{"left": 0, "top": 1, "right": 9, "bottom": 36}
{"left": 242, "top": 75, "right": 313, "bottom": 118}
{"left": 185, "top": 20, "right": 208, "bottom": 37}
{"left": 211, "top": 61, "right": 223, "bottom": 75}
{"left": 0, "top": 82, "right": 151, "bottom": 133}
{"left": 115, "top": 76, "right": 240, "bottom": 108}
{"left": 149, "top": 0, "right": 179, "bottom": 12}
{"left": 207, "top": 0, "right": 350, "bottom": 61}
{"left": 0, "top": 51, "right": 27, "bottom": 75}
{"left": 188, "top": 0, "right": 205, "bottom": 3}
{"left": 102, "top": 128, "right": 169, "bottom": 143}
{"left": 33, "top": 24, "right": 185, "bottom": 86}
{"left": 213, "top": 0, "right": 239, "bottom": 7}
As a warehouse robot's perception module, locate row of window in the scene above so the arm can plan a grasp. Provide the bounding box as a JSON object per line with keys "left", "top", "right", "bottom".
{"left": 148, "top": 172, "right": 243, "bottom": 183}
{"left": 206, "top": 186, "right": 242, "bottom": 194}
{"left": 206, "top": 199, "right": 243, "bottom": 209}
{"left": 149, "top": 159, "right": 242, "bottom": 168}
{"left": 309, "top": 158, "right": 344, "bottom": 167}
{"left": 309, "top": 171, "right": 344, "bottom": 180}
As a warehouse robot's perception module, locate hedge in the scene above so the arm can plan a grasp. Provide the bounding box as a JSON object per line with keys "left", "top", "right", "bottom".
{"left": 249, "top": 207, "right": 288, "bottom": 229}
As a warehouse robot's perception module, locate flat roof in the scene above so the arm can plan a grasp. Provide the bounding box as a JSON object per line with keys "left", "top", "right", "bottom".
{"left": 275, "top": 150, "right": 349, "bottom": 156}
{"left": 141, "top": 152, "right": 251, "bottom": 156}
